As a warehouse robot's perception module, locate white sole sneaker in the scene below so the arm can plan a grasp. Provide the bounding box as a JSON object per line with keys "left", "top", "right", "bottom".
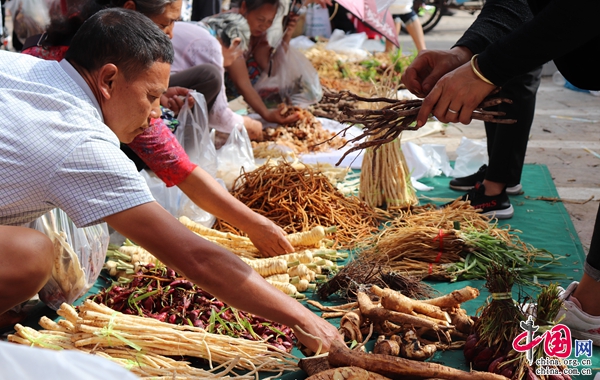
{"left": 558, "top": 281, "right": 600, "bottom": 346}
{"left": 482, "top": 204, "right": 515, "bottom": 219}
{"left": 506, "top": 184, "right": 523, "bottom": 195}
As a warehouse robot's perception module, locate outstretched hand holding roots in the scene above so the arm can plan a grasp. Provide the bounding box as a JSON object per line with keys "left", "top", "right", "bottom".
{"left": 321, "top": 90, "right": 515, "bottom": 165}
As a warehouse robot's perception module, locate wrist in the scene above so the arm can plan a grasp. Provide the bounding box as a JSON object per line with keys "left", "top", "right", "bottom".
{"left": 450, "top": 46, "right": 473, "bottom": 65}
{"left": 470, "top": 54, "right": 495, "bottom": 86}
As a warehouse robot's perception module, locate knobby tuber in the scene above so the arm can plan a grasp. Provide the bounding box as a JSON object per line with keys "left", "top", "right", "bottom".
{"left": 357, "top": 292, "right": 449, "bottom": 331}
{"left": 422, "top": 286, "right": 480, "bottom": 308}
{"left": 340, "top": 310, "right": 364, "bottom": 343}
{"left": 398, "top": 328, "right": 437, "bottom": 361}
{"left": 371, "top": 285, "right": 450, "bottom": 323}
{"left": 306, "top": 366, "right": 392, "bottom": 380}
{"left": 327, "top": 340, "right": 509, "bottom": 380}
{"left": 373, "top": 335, "right": 400, "bottom": 356}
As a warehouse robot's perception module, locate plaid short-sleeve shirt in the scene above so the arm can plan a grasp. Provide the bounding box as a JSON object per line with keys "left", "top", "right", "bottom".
{"left": 0, "top": 51, "right": 154, "bottom": 227}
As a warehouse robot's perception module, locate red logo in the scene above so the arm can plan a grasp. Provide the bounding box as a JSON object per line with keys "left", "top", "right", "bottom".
{"left": 513, "top": 317, "right": 572, "bottom": 365}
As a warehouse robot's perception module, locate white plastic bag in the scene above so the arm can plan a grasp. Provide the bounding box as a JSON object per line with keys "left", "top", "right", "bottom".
{"left": 29, "top": 208, "right": 108, "bottom": 310}
{"left": 402, "top": 142, "right": 453, "bottom": 191}
{"left": 175, "top": 92, "right": 218, "bottom": 178}
{"left": 213, "top": 124, "right": 256, "bottom": 191}
{"left": 325, "top": 29, "right": 369, "bottom": 58}
{"left": 141, "top": 92, "right": 217, "bottom": 227}
{"left": 290, "top": 35, "right": 316, "bottom": 50}
{"left": 304, "top": 3, "right": 332, "bottom": 38}
{"left": 450, "top": 137, "right": 488, "bottom": 178}
{"left": 254, "top": 45, "right": 323, "bottom": 108}
{"left": 4, "top": 0, "right": 50, "bottom": 45}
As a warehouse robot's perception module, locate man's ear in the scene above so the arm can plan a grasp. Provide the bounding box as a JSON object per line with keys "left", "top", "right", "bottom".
{"left": 96, "top": 64, "right": 119, "bottom": 101}
{"left": 122, "top": 0, "right": 136, "bottom": 10}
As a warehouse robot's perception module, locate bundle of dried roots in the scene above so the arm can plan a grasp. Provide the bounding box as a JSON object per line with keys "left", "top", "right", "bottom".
{"left": 322, "top": 90, "right": 516, "bottom": 164}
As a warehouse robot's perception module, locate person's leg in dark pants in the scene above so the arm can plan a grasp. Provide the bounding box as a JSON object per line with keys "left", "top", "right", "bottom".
{"left": 328, "top": 2, "right": 356, "bottom": 33}
{"left": 485, "top": 66, "right": 543, "bottom": 187}
{"left": 452, "top": 67, "right": 542, "bottom": 219}
{"left": 169, "top": 64, "right": 222, "bottom": 111}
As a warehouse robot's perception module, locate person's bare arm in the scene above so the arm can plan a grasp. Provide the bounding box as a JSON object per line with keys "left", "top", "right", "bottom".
{"left": 177, "top": 167, "right": 294, "bottom": 256}
{"left": 104, "top": 202, "right": 342, "bottom": 352}
{"left": 226, "top": 57, "right": 298, "bottom": 124}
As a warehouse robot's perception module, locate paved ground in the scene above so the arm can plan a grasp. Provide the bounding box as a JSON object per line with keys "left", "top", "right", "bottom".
{"left": 378, "top": 11, "right": 600, "bottom": 254}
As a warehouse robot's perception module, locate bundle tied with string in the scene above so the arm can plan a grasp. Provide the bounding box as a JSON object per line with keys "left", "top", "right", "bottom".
{"left": 327, "top": 68, "right": 421, "bottom": 209}
{"left": 526, "top": 283, "right": 572, "bottom": 379}
{"left": 464, "top": 262, "right": 528, "bottom": 380}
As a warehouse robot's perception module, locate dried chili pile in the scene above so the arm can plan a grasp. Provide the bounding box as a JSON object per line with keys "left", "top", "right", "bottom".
{"left": 90, "top": 265, "right": 296, "bottom": 352}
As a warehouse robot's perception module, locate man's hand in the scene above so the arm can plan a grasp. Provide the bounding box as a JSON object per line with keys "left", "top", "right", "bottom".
{"left": 402, "top": 47, "right": 473, "bottom": 98}
{"left": 161, "top": 86, "right": 194, "bottom": 115}
{"left": 245, "top": 215, "right": 294, "bottom": 257}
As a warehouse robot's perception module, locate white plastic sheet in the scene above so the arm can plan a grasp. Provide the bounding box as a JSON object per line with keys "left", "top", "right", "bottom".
{"left": 325, "top": 30, "right": 369, "bottom": 58}
{"left": 450, "top": 136, "right": 488, "bottom": 178}
{"left": 0, "top": 341, "right": 138, "bottom": 380}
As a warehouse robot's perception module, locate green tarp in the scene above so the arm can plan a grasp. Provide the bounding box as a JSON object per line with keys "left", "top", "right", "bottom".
{"left": 281, "top": 163, "right": 597, "bottom": 379}
{"left": 7, "top": 163, "right": 598, "bottom": 379}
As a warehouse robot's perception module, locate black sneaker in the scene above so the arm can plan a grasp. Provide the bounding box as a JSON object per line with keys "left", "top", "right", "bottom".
{"left": 449, "top": 165, "right": 487, "bottom": 191}
{"left": 449, "top": 164, "right": 522, "bottom": 195}
{"left": 458, "top": 182, "right": 514, "bottom": 219}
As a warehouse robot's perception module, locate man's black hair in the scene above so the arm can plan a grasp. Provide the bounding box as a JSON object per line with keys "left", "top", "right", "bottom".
{"left": 64, "top": 8, "right": 174, "bottom": 80}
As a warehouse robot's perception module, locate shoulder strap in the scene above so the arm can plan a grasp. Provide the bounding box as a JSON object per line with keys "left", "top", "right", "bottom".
{"left": 22, "top": 33, "right": 47, "bottom": 51}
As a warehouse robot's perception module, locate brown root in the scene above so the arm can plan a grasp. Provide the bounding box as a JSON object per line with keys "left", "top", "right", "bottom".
{"left": 373, "top": 335, "right": 400, "bottom": 356}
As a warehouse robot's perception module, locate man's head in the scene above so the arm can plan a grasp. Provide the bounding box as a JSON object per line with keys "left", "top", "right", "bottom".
{"left": 65, "top": 9, "right": 173, "bottom": 143}
{"left": 65, "top": 8, "right": 173, "bottom": 81}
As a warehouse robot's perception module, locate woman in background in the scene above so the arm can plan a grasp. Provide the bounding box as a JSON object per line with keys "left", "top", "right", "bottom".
{"left": 224, "top": 0, "right": 301, "bottom": 125}
{"left": 171, "top": 13, "right": 264, "bottom": 140}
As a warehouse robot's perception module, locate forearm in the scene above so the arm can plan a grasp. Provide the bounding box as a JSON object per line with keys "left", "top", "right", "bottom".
{"left": 177, "top": 167, "right": 261, "bottom": 233}
{"left": 235, "top": 80, "right": 269, "bottom": 118}
{"left": 226, "top": 59, "right": 270, "bottom": 119}
{"left": 454, "top": 0, "right": 532, "bottom": 54}
{"left": 105, "top": 203, "right": 330, "bottom": 350}
{"left": 478, "top": 0, "right": 600, "bottom": 86}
